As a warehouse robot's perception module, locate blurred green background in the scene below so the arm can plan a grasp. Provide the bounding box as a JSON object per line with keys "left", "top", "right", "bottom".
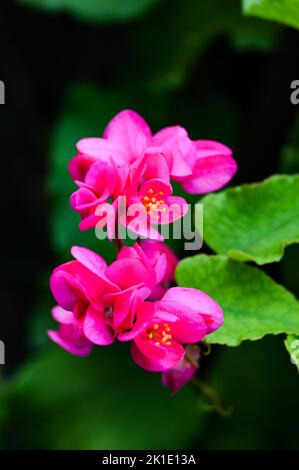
{"left": 0, "top": 0, "right": 299, "bottom": 449}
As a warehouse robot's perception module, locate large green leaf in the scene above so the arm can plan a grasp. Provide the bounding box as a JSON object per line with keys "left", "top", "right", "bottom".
{"left": 18, "top": 0, "right": 160, "bottom": 23}
{"left": 0, "top": 346, "right": 203, "bottom": 449}
{"left": 201, "top": 175, "right": 299, "bottom": 265}
{"left": 285, "top": 335, "right": 299, "bottom": 372}
{"left": 243, "top": 0, "right": 299, "bottom": 30}
{"left": 176, "top": 255, "right": 299, "bottom": 346}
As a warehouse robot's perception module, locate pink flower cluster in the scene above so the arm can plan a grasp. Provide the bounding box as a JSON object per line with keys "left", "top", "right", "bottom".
{"left": 49, "top": 110, "right": 237, "bottom": 393}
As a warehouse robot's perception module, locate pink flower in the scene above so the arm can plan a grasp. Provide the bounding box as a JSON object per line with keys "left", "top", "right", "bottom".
{"left": 162, "top": 344, "right": 201, "bottom": 394}
{"left": 116, "top": 243, "right": 167, "bottom": 289}
{"left": 119, "top": 287, "right": 223, "bottom": 372}
{"left": 70, "top": 110, "right": 169, "bottom": 182}
{"left": 48, "top": 306, "right": 93, "bottom": 357}
{"left": 139, "top": 240, "right": 179, "bottom": 299}
{"left": 70, "top": 161, "right": 188, "bottom": 239}
{"left": 152, "top": 125, "right": 194, "bottom": 181}
{"left": 48, "top": 108, "right": 232, "bottom": 390}
{"left": 70, "top": 160, "right": 119, "bottom": 231}
{"left": 49, "top": 245, "right": 157, "bottom": 352}
{"left": 68, "top": 110, "right": 236, "bottom": 237}
{"left": 49, "top": 244, "right": 223, "bottom": 373}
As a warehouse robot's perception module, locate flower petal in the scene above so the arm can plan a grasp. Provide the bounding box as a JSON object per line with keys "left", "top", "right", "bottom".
{"left": 138, "top": 178, "right": 172, "bottom": 199}
{"left": 119, "top": 204, "right": 164, "bottom": 241}
{"left": 68, "top": 154, "right": 95, "bottom": 182}
{"left": 103, "top": 284, "right": 147, "bottom": 330}
{"left": 77, "top": 138, "right": 126, "bottom": 164}
{"left": 50, "top": 262, "right": 87, "bottom": 311}
{"left": 118, "top": 300, "right": 154, "bottom": 341}
{"left": 71, "top": 246, "right": 107, "bottom": 277}
{"left": 140, "top": 240, "right": 178, "bottom": 283}
{"left": 48, "top": 326, "right": 92, "bottom": 357}
{"left": 158, "top": 287, "right": 223, "bottom": 334}
{"left": 51, "top": 305, "right": 74, "bottom": 325}
{"left": 103, "top": 110, "right": 151, "bottom": 158}
{"left": 84, "top": 160, "right": 117, "bottom": 196}
{"left": 169, "top": 318, "right": 207, "bottom": 343}
{"left": 50, "top": 259, "right": 117, "bottom": 311}
{"left": 143, "top": 152, "right": 170, "bottom": 183}
{"left": 131, "top": 337, "right": 185, "bottom": 372}
{"left": 70, "top": 188, "right": 109, "bottom": 220}
{"left": 159, "top": 195, "right": 188, "bottom": 224}
{"left": 106, "top": 257, "right": 156, "bottom": 291}
{"left": 182, "top": 140, "right": 237, "bottom": 194}
{"left": 153, "top": 126, "right": 193, "bottom": 179}
{"left": 162, "top": 358, "right": 197, "bottom": 394}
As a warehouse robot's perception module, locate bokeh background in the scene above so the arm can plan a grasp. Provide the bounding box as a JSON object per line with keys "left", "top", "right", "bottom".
{"left": 1, "top": 0, "right": 299, "bottom": 449}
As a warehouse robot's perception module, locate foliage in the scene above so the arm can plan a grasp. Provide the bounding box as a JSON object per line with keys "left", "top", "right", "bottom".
{"left": 177, "top": 255, "right": 299, "bottom": 346}
{"left": 243, "top": 0, "right": 299, "bottom": 30}
{"left": 201, "top": 175, "right": 299, "bottom": 265}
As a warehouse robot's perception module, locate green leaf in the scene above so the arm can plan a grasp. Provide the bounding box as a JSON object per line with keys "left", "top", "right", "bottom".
{"left": 243, "top": 0, "right": 299, "bottom": 30}
{"left": 285, "top": 335, "right": 299, "bottom": 372}
{"left": 201, "top": 175, "right": 299, "bottom": 265}
{"left": 1, "top": 346, "right": 203, "bottom": 449}
{"left": 18, "top": 0, "right": 160, "bottom": 23}
{"left": 176, "top": 255, "right": 299, "bottom": 346}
